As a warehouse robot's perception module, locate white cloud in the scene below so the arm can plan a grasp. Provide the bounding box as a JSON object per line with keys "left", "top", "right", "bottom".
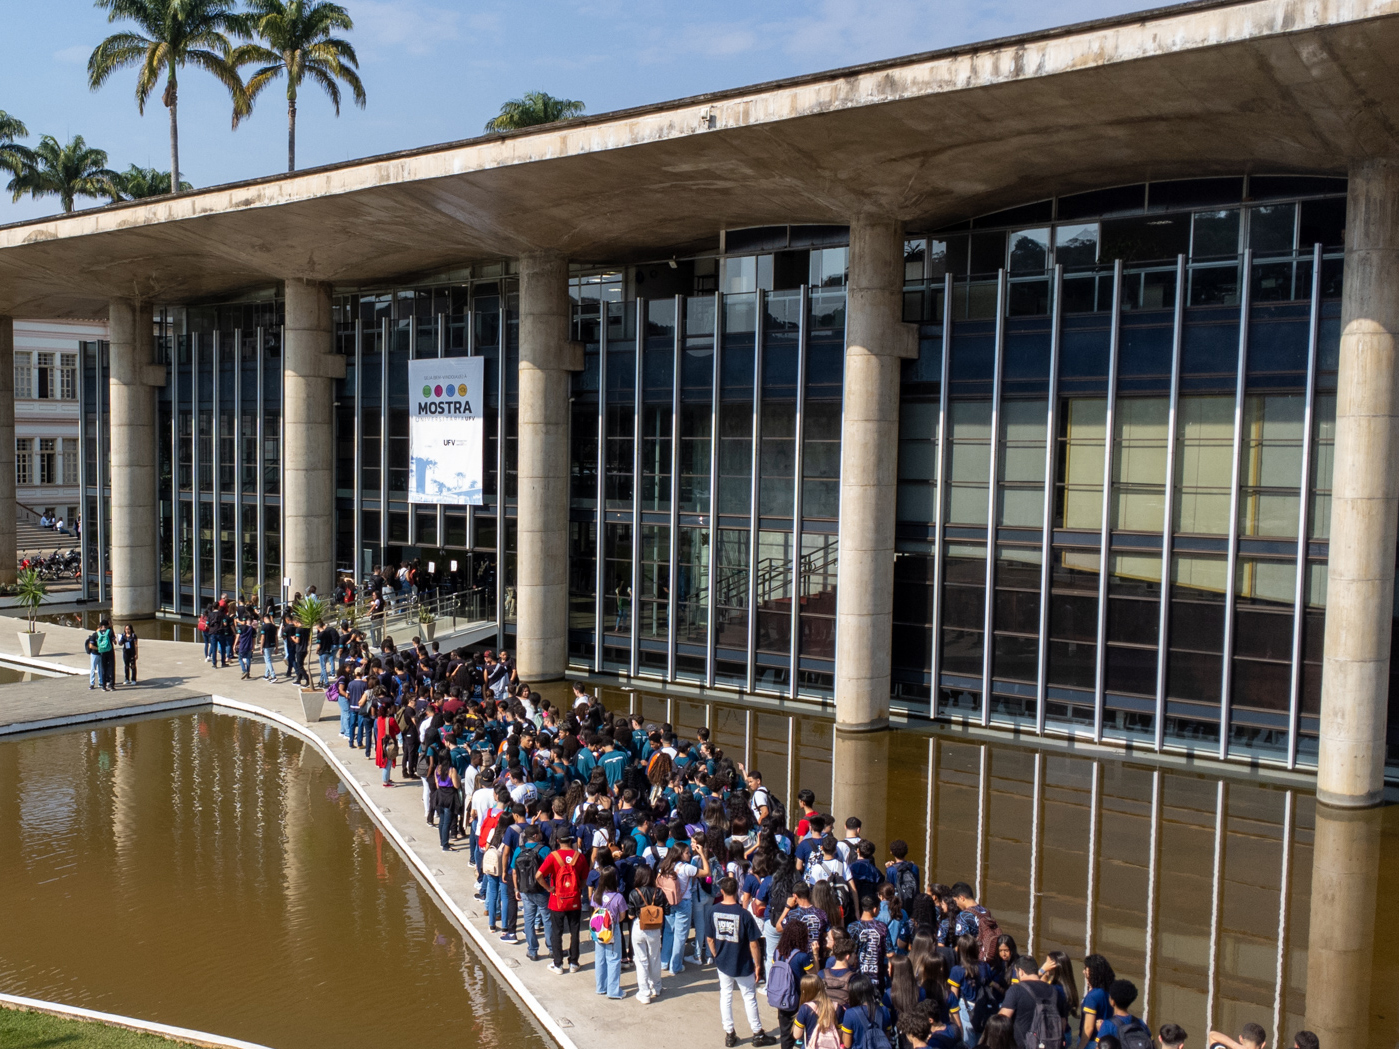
{"left": 54, "top": 44, "right": 91, "bottom": 66}
{"left": 353, "top": 0, "right": 462, "bottom": 57}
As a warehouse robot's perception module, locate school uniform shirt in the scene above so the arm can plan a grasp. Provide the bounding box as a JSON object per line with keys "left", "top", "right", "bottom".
{"left": 792, "top": 1002, "right": 845, "bottom": 1045}
{"left": 849, "top": 858, "right": 882, "bottom": 901}
{"left": 806, "top": 856, "right": 852, "bottom": 886}
{"left": 786, "top": 905, "right": 829, "bottom": 954}
{"left": 949, "top": 961, "right": 995, "bottom": 1002}
{"left": 1081, "top": 986, "right": 1110, "bottom": 1042}
{"left": 600, "top": 748, "right": 628, "bottom": 787}
{"left": 839, "top": 1003, "right": 891, "bottom": 1049}
{"left": 709, "top": 902, "right": 762, "bottom": 977}
{"left": 1000, "top": 981, "right": 1069, "bottom": 1045}
{"left": 846, "top": 917, "right": 891, "bottom": 981}
{"left": 1096, "top": 1013, "right": 1148, "bottom": 1045}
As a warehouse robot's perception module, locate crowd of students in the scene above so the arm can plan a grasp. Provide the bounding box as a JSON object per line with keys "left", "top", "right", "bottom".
{"left": 307, "top": 638, "right": 1318, "bottom": 1049}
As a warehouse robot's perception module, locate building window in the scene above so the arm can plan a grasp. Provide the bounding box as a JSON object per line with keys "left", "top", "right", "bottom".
{"left": 14, "top": 352, "right": 31, "bottom": 400}
{"left": 15, "top": 438, "right": 32, "bottom": 486}
{"left": 36, "top": 353, "right": 54, "bottom": 399}
{"left": 39, "top": 438, "right": 56, "bottom": 484}
{"left": 61, "top": 438, "right": 77, "bottom": 486}
{"left": 60, "top": 354, "right": 76, "bottom": 400}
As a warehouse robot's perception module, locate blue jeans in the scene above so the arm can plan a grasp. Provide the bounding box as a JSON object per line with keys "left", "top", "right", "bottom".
{"left": 694, "top": 891, "right": 715, "bottom": 962}
{"left": 595, "top": 936, "right": 623, "bottom": 997}
{"left": 239, "top": 652, "right": 252, "bottom": 674}
{"left": 484, "top": 874, "right": 505, "bottom": 929}
{"left": 263, "top": 648, "right": 275, "bottom": 679}
{"left": 202, "top": 631, "right": 212, "bottom": 660}
{"left": 319, "top": 653, "right": 333, "bottom": 686}
{"left": 214, "top": 636, "right": 230, "bottom": 666}
{"left": 522, "top": 893, "right": 552, "bottom": 959}
{"left": 351, "top": 712, "right": 370, "bottom": 748}
{"left": 89, "top": 652, "right": 100, "bottom": 686}
{"left": 338, "top": 697, "right": 352, "bottom": 736}
{"left": 438, "top": 805, "right": 453, "bottom": 849}
{"left": 661, "top": 897, "right": 692, "bottom": 973}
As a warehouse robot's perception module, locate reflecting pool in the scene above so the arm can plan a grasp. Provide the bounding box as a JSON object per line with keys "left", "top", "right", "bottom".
{"left": 549, "top": 681, "right": 1399, "bottom": 1048}
{"left": 0, "top": 712, "right": 550, "bottom": 1049}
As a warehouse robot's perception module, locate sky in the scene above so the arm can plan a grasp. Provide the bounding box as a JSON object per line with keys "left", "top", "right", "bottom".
{"left": 0, "top": 0, "right": 1160, "bottom": 226}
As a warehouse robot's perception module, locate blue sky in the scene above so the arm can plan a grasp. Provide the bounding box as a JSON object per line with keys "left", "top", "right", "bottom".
{"left": 1, "top": 0, "right": 1157, "bottom": 225}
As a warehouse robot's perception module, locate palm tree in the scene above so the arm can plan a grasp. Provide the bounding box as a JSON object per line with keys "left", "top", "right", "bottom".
{"left": 236, "top": 0, "right": 366, "bottom": 172}
{"left": 108, "top": 163, "right": 194, "bottom": 199}
{"left": 6, "top": 135, "right": 119, "bottom": 213}
{"left": 484, "top": 91, "right": 585, "bottom": 132}
{"left": 88, "top": 0, "right": 252, "bottom": 197}
{"left": 0, "top": 111, "right": 34, "bottom": 176}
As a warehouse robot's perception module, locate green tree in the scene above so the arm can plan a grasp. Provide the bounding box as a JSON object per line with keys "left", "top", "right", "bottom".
{"left": 484, "top": 91, "right": 585, "bottom": 132}
{"left": 88, "top": 0, "right": 252, "bottom": 198}
{"left": 6, "top": 135, "right": 119, "bottom": 213}
{"left": 236, "top": 0, "right": 366, "bottom": 172}
{"left": 0, "top": 111, "right": 35, "bottom": 177}
{"left": 108, "top": 163, "right": 193, "bottom": 199}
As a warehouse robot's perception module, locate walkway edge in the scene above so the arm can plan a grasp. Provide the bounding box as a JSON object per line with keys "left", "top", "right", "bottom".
{"left": 209, "top": 696, "right": 580, "bottom": 1049}
{"left": 0, "top": 992, "right": 277, "bottom": 1049}
{"left": 0, "top": 696, "right": 209, "bottom": 737}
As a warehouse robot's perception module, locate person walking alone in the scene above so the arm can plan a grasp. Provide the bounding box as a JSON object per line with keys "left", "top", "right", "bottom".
{"left": 119, "top": 625, "right": 139, "bottom": 684}
{"left": 706, "top": 875, "right": 778, "bottom": 1047}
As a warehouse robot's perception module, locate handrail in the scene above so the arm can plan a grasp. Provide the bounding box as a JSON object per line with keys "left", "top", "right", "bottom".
{"left": 334, "top": 586, "right": 494, "bottom": 641}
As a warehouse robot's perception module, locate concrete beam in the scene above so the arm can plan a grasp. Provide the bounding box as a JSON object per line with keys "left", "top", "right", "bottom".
{"left": 108, "top": 299, "right": 159, "bottom": 620}
{"left": 1317, "top": 157, "right": 1399, "bottom": 808}
{"left": 834, "top": 217, "right": 917, "bottom": 732}
{"left": 515, "top": 254, "right": 578, "bottom": 681}
{"left": 282, "top": 280, "right": 339, "bottom": 602}
{"left": 0, "top": 317, "right": 13, "bottom": 586}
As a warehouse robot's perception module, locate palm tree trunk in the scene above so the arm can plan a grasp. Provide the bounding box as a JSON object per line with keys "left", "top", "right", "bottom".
{"left": 288, "top": 97, "right": 297, "bottom": 173}
{"left": 169, "top": 82, "right": 181, "bottom": 196}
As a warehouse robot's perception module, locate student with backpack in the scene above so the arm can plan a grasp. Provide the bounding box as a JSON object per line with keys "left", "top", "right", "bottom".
{"left": 589, "top": 868, "right": 628, "bottom": 1000}
{"left": 794, "top": 977, "right": 844, "bottom": 1049}
{"left": 1095, "top": 980, "right": 1151, "bottom": 1049}
{"left": 537, "top": 830, "right": 590, "bottom": 973}
{"left": 949, "top": 882, "right": 1001, "bottom": 963}
{"left": 949, "top": 933, "right": 997, "bottom": 1046}
{"left": 94, "top": 619, "right": 116, "bottom": 691}
{"left": 706, "top": 875, "right": 778, "bottom": 1048}
{"left": 657, "top": 837, "right": 710, "bottom": 975}
{"left": 996, "top": 956, "right": 1069, "bottom": 1049}
{"left": 885, "top": 840, "right": 922, "bottom": 905}
{"left": 1077, "top": 955, "right": 1117, "bottom": 1048}
{"left": 839, "top": 973, "right": 893, "bottom": 1049}
{"left": 627, "top": 863, "right": 668, "bottom": 1003}
{"left": 771, "top": 919, "right": 817, "bottom": 1049}
{"left": 512, "top": 825, "right": 552, "bottom": 962}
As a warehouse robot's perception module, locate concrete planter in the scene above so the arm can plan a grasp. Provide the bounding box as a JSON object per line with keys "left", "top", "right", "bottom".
{"left": 17, "top": 631, "right": 45, "bottom": 658}
{"left": 298, "top": 688, "right": 325, "bottom": 724}
{"left": 421, "top": 621, "right": 435, "bottom": 642}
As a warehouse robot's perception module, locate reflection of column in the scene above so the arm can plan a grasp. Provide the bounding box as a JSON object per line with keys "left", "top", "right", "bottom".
{"left": 516, "top": 254, "right": 581, "bottom": 680}
{"left": 0, "top": 316, "right": 14, "bottom": 585}
{"left": 831, "top": 729, "right": 889, "bottom": 861}
{"left": 1319, "top": 157, "right": 1399, "bottom": 807}
{"left": 283, "top": 280, "right": 343, "bottom": 598}
{"left": 834, "top": 218, "right": 918, "bottom": 730}
{"left": 109, "top": 299, "right": 161, "bottom": 619}
{"left": 1305, "top": 803, "right": 1381, "bottom": 1048}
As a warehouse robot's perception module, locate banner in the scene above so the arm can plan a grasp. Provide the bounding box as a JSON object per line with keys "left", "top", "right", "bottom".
{"left": 407, "top": 357, "right": 485, "bottom": 506}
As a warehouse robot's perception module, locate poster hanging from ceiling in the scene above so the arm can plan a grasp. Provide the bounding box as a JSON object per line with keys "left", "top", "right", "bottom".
{"left": 407, "top": 356, "right": 485, "bottom": 506}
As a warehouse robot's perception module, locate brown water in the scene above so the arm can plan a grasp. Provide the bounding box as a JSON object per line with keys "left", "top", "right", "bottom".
{"left": 0, "top": 712, "right": 552, "bottom": 1049}
{"left": 10, "top": 609, "right": 202, "bottom": 641}
{"left": 547, "top": 681, "right": 1399, "bottom": 1049}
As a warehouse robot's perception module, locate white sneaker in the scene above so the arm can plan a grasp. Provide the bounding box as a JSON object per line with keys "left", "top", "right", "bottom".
{"left": 548, "top": 963, "right": 563, "bottom": 974}
{"left": 638, "top": 996, "right": 651, "bottom": 1005}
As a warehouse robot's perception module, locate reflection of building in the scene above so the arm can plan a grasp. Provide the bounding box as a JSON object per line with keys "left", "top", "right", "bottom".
{"left": 7, "top": 0, "right": 1399, "bottom": 801}
{"left": 13, "top": 319, "right": 94, "bottom": 528}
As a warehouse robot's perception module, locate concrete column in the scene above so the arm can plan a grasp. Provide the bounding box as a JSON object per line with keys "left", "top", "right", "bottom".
{"left": 517, "top": 254, "right": 582, "bottom": 681}
{"left": 283, "top": 280, "right": 344, "bottom": 601}
{"left": 108, "top": 299, "right": 161, "bottom": 620}
{"left": 1304, "top": 803, "right": 1381, "bottom": 1047}
{"left": 830, "top": 730, "right": 890, "bottom": 857}
{"left": 1318, "top": 158, "right": 1399, "bottom": 808}
{"left": 0, "top": 316, "right": 15, "bottom": 585}
{"left": 835, "top": 218, "right": 918, "bottom": 731}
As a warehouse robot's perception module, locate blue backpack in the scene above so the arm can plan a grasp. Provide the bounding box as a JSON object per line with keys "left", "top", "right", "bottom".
{"left": 766, "top": 956, "right": 799, "bottom": 1011}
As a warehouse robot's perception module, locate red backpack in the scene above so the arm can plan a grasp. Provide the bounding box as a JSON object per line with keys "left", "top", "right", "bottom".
{"left": 552, "top": 851, "right": 581, "bottom": 905}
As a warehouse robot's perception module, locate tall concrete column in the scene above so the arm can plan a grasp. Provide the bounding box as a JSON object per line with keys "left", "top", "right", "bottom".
{"left": 1304, "top": 803, "right": 1381, "bottom": 1047}
{"left": 830, "top": 730, "right": 890, "bottom": 858}
{"left": 516, "top": 254, "right": 582, "bottom": 681}
{"left": 109, "top": 299, "right": 161, "bottom": 620}
{"left": 283, "top": 280, "right": 344, "bottom": 601}
{"left": 835, "top": 218, "right": 918, "bottom": 731}
{"left": 1318, "top": 158, "right": 1399, "bottom": 808}
{"left": 0, "top": 316, "right": 15, "bottom": 585}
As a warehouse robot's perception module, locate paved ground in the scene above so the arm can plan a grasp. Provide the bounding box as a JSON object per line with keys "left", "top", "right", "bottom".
{"left": 0, "top": 620, "right": 781, "bottom": 1049}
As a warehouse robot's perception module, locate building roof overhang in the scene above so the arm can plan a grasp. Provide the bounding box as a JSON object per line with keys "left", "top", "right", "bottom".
{"left": 1, "top": 0, "right": 1396, "bottom": 317}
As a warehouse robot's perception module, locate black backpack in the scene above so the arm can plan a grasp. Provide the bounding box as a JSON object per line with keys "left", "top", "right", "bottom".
{"left": 513, "top": 844, "right": 543, "bottom": 893}
{"left": 1022, "top": 983, "right": 1065, "bottom": 1049}
{"left": 890, "top": 861, "right": 919, "bottom": 903}
{"left": 1110, "top": 1017, "right": 1152, "bottom": 1049}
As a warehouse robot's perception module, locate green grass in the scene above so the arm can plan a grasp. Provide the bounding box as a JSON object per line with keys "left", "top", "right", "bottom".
{"left": 0, "top": 1007, "right": 201, "bottom": 1049}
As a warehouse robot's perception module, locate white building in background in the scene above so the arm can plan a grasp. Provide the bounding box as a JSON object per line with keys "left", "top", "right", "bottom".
{"left": 13, "top": 318, "right": 102, "bottom": 529}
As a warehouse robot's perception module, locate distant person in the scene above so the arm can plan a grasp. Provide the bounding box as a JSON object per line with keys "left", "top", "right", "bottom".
{"left": 118, "top": 625, "right": 138, "bottom": 684}
{"left": 93, "top": 619, "right": 116, "bottom": 691}
{"left": 1208, "top": 1023, "right": 1268, "bottom": 1049}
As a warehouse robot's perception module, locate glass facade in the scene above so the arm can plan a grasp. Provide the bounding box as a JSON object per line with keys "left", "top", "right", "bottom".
{"left": 75, "top": 178, "right": 1399, "bottom": 775}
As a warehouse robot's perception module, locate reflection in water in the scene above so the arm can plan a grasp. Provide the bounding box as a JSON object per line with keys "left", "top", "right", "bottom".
{"left": 0, "top": 713, "right": 550, "bottom": 1049}
{"left": 0, "top": 608, "right": 200, "bottom": 641}
{"left": 575, "top": 683, "right": 1398, "bottom": 1048}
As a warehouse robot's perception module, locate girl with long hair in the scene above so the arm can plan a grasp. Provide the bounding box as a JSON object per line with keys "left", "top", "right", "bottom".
{"left": 840, "top": 973, "right": 892, "bottom": 1049}
{"left": 1039, "top": 950, "right": 1081, "bottom": 1022}
{"left": 1078, "top": 953, "right": 1116, "bottom": 1047}
{"left": 589, "top": 867, "right": 628, "bottom": 1000}
{"left": 884, "top": 954, "right": 924, "bottom": 1026}
{"left": 775, "top": 916, "right": 817, "bottom": 1049}
{"left": 792, "top": 977, "right": 842, "bottom": 1049}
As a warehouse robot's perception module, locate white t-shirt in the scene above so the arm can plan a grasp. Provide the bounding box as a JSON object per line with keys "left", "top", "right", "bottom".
{"left": 806, "top": 857, "right": 851, "bottom": 886}
{"left": 750, "top": 787, "right": 772, "bottom": 821}
{"left": 667, "top": 860, "right": 700, "bottom": 899}
{"left": 461, "top": 764, "right": 479, "bottom": 797}
{"left": 510, "top": 781, "right": 539, "bottom": 805}
{"left": 470, "top": 788, "right": 497, "bottom": 832}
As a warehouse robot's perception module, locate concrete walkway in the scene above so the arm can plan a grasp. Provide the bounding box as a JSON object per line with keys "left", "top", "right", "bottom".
{"left": 0, "top": 619, "right": 781, "bottom": 1049}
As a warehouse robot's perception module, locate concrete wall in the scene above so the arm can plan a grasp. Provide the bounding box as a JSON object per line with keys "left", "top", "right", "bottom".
{"left": 1317, "top": 158, "right": 1399, "bottom": 807}
{"left": 108, "top": 300, "right": 160, "bottom": 620}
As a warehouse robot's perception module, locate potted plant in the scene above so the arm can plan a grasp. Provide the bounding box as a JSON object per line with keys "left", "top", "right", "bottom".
{"left": 292, "top": 594, "right": 329, "bottom": 723}
{"left": 15, "top": 568, "right": 47, "bottom": 657}
{"left": 417, "top": 603, "right": 437, "bottom": 642}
